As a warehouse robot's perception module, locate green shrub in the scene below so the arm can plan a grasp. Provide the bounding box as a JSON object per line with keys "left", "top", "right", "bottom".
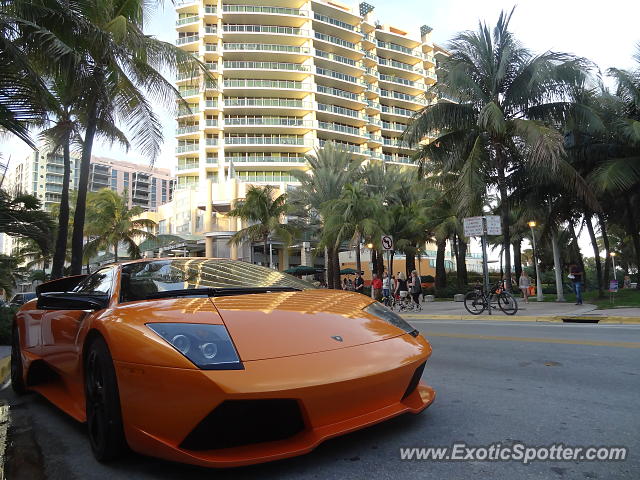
{"left": 0, "top": 307, "right": 16, "bottom": 345}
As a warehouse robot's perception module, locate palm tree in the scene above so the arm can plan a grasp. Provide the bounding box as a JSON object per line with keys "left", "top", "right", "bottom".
{"left": 228, "top": 185, "right": 294, "bottom": 268}
{"left": 41, "top": 72, "right": 130, "bottom": 279}
{"left": 323, "top": 182, "right": 382, "bottom": 275}
{"left": 405, "top": 8, "right": 594, "bottom": 291}
{"left": 84, "top": 189, "right": 156, "bottom": 263}
{"left": 289, "top": 143, "right": 362, "bottom": 287}
{"left": 0, "top": 189, "right": 54, "bottom": 255}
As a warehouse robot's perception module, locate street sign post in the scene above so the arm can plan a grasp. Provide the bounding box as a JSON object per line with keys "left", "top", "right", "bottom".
{"left": 463, "top": 216, "right": 502, "bottom": 314}
{"left": 381, "top": 235, "right": 394, "bottom": 251}
{"left": 485, "top": 216, "right": 502, "bottom": 235}
{"left": 381, "top": 235, "right": 393, "bottom": 288}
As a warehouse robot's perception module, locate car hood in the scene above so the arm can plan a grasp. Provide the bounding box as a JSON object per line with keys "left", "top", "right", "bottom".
{"left": 210, "top": 290, "right": 404, "bottom": 361}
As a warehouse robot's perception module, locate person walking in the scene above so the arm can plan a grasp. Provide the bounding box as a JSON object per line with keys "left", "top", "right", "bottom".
{"left": 342, "top": 278, "right": 348, "bottom": 290}
{"left": 354, "top": 272, "right": 364, "bottom": 294}
{"left": 569, "top": 263, "right": 584, "bottom": 305}
{"left": 409, "top": 270, "right": 422, "bottom": 309}
{"left": 395, "top": 272, "right": 409, "bottom": 306}
{"left": 371, "top": 273, "right": 382, "bottom": 301}
{"left": 519, "top": 271, "right": 531, "bottom": 303}
{"left": 382, "top": 273, "right": 391, "bottom": 298}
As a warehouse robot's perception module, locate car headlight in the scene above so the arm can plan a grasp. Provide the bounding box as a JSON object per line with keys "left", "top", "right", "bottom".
{"left": 147, "top": 323, "right": 243, "bottom": 370}
{"left": 364, "top": 302, "right": 420, "bottom": 337}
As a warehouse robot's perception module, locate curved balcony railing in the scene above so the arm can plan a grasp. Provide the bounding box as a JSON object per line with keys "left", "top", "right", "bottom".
{"left": 224, "top": 97, "right": 310, "bottom": 108}
{"left": 224, "top": 117, "right": 313, "bottom": 127}
{"left": 224, "top": 79, "right": 306, "bottom": 90}
{"left": 225, "top": 135, "right": 309, "bottom": 146}
{"left": 176, "top": 16, "right": 199, "bottom": 26}
{"left": 223, "top": 5, "right": 307, "bottom": 16}
{"left": 176, "top": 143, "right": 199, "bottom": 153}
{"left": 318, "top": 121, "right": 363, "bottom": 136}
{"left": 316, "top": 85, "right": 361, "bottom": 102}
{"left": 223, "top": 43, "right": 311, "bottom": 54}
{"left": 317, "top": 103, "right": 365, "bottom": 119}
{"left": 176, "top": 125, "right": 199, "bottom": 135}
{"left": 313, "top": 12, "right": 358, "bottom": 32}
{"left": 227, "top": 154, "right": 306, "bottom": 164}
{"left": 314, "top": 32, "right": 357, "bottom": 50}
{"left": 177, "top": 35, "right": 199, "bottom": 45}
{"left": 223, "top": 24, "right": 309, "bottom": 36}
{"left": 224, "top": 61, "right": 310, "bottom": 72}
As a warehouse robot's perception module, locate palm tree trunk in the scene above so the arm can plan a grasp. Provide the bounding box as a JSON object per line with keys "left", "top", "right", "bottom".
{"left": 354, "top": 233, "right": 361, "bottom": 274}
{"left": 405, "top": 250, "right": 416, "bottom": 278}
{"left": 435, "top": 237, "right": 447, "bottom": 291}
{"left": 598, "top": 213, "right": 611, "bottom": 285}
{"left": 585, "top": 214, "right": 603, "bottom": 298}
{"left": 568, "top": 222, "right": 585, "bottom": 287}
{"left": 71, "top": 91, "right": 100, "bottom": 275}
{"left": 623, "top": 196, "right": 640, "bottom": 288}
{"left": 324, "top": 247, "right": 330, "bottom": 288}
{"left": 264, "top": 237, "right": 269, "bottom": 268}
{"left": 326, "top": 246, "right": 334, "bottom": 289}
{"left": 332, "top": 247, "right": 340, "bottom": 288}
{"left": 497, "top": 165, "right": 512, "bottom": 291}
{"left": 114, "top": 242, "right": 118, "bottom": 263}
{"left": 51, "top": 138, "right": 71, "bottom": 279}
{"left": 551, "top": 230, "right": 565, "bottom": 302}
{"left": 389, "top": 250, "right": 395, "bottom": 278}
{"left": 512, "top": 239, "right": 522, "bottom": 281}
{"left": 457, "top": 235, "right": 468, "bottom": 288}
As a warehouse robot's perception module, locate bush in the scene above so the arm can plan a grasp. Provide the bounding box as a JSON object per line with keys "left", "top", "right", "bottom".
{"left": 0, "top": 307, "right": 16, "bottom": 345}
{"left": 421, "top": 275, "right": 434, "bottom": 283}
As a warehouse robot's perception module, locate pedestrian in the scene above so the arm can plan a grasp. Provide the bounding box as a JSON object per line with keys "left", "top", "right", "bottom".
{"left": 568, "top": 263, "right": 584, "bottom": 305}
{"left": 409, "top": 270, "right": 422, "bottom": 308}
{"left": 342, "top": 278, "right": 348, "bottom": 290}
{"left": 395, "top": 272, "right": 409, "bottom": 305}
{"left": 623, "top": 275, "right": 631, "bottom": 289}
{"left": 519, "top": 271, "right": 531, "bottom": 303}
{"left": 354, "top": 271, "right": 364, "bottom": 294}
{"left": 382, "top": 273, "right": 391, "bottom": 300}
{"left": 371, "top": 273, "right": 383, "bottom": 301}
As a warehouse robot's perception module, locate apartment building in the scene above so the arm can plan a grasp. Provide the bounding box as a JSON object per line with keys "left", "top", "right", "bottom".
{"left": 141, "top": 0, "right": 439, "bottom": 265}
{"left": 4, "top": 150, "right": 173, "bottom": 212}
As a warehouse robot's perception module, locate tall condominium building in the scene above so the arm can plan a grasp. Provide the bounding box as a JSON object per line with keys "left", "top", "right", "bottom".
{"left": 144, "top": 0, "right": 437, "bottom": 264}
{"left": 4, "top": 150, "right": 174, "bottom": 212}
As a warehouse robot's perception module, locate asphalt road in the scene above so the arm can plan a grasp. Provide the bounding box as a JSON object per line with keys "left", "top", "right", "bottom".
{"left": 3, "top": 320, "right": 639, "bottom": 480}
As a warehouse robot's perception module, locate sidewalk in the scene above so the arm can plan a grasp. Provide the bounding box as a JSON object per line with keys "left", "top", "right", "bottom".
{"left": 401, "top": 300, "right": 640, "bottom": 324}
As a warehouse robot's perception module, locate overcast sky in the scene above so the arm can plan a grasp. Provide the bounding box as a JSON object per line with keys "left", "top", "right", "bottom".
{"left": 1, "top": 0, "right": 638, "bottom": 169}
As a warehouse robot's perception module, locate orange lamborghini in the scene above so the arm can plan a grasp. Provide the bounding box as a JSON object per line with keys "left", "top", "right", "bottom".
{"left": 11, "top": 259, "right": 435, "bottom": 468}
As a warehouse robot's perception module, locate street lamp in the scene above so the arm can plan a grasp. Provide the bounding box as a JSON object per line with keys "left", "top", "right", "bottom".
{"left": 528, "top": 221, "right": 544, "bottom": 302}
{"left": 366, "top": 243, "right": 373, "bottom": 249}
{"left": 610, "top": 252, "right": 617, "bottom": 280}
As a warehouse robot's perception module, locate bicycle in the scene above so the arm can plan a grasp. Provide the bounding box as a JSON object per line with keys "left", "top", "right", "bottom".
{"left": 464, "top": 281, "right": 518, "bottom": 316}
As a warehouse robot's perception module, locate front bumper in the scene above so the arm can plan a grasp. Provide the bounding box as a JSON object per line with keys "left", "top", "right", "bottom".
{"left": 115, "top": 334, "right": 435, "bottom": 468}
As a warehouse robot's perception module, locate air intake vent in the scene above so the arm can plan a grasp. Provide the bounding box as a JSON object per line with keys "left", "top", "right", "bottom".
{"left": 401, "top": 362, "right": 426, "bottom": 400}
{"left": 180, "top": 399, "right": 305, "bottom": 451}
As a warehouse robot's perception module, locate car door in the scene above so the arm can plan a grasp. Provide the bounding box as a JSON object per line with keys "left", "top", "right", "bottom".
{"left": 40, "top": 268, "right": 115, "bottom": 379}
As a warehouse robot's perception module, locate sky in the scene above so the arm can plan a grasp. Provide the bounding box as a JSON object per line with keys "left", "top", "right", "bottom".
{"left": 1, "top": 0, "right": 638, "bottom": 169}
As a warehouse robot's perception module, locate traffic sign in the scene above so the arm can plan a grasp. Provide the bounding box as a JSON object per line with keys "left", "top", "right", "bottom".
{"left": 485, "top": 215, "right": 502, "bottom": 235}
{"left": 463, "top": 216, "right": 484, "bottom": 237}
{"left": 381, "top": 235, "right": 394, "bottom": 251}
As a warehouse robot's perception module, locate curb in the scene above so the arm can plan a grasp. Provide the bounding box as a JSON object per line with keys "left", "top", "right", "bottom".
{"left": 402, "top": 314, "right": 640, "bottom": 324}
{"left": 0, "top": 357, "right": 9, "bottom": 385}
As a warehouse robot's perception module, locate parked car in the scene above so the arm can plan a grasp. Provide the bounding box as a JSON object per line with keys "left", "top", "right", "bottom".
{"left": 8, "top": 292, "right": 36, "bottom": 308}
{"left": 12, "top": 259, "right": 435, "bottom": 467}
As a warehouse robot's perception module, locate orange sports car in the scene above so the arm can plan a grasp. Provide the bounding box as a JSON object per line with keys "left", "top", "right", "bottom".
{"left": 11, "top": 258, "right": 435, "bottom": 468}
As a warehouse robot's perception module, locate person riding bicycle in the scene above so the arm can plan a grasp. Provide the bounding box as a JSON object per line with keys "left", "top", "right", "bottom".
{"left": 409, "top": 270, "right": 422, "bottom": 309}
{"left": 395, "top": 272, "right": 409, "bottom": 306}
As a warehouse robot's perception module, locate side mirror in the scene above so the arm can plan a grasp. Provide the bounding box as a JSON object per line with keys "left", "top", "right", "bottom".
{"left": 37, "top": 292, "right": 109, "bottom": 311}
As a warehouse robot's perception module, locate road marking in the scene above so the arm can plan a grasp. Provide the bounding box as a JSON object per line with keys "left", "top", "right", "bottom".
{"left": 423, "top": 332, "right": 640, "bottom": 349}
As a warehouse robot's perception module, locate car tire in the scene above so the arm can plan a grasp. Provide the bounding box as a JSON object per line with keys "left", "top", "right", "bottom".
{"left": 84, "top": 336, "right": 126, "bottom": 462}
{"left": 10, "top": 323, "right": 26, "bottom": 395}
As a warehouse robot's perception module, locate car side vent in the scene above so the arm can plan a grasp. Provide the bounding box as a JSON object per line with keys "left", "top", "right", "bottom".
{"left": 180, "top": 399, "right": 305, "bottom": 451}
{"left": 401, "top": 362, "right": 426, "bottom": 400}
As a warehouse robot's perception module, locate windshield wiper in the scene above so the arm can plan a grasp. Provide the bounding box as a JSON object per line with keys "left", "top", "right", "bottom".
{"left": 143, "top": 286, "right": 301, "bottom": 300}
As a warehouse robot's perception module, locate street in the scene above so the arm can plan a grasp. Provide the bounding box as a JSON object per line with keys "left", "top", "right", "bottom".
{"left": 3, "top": 320, "right": 639, "bottom": 480}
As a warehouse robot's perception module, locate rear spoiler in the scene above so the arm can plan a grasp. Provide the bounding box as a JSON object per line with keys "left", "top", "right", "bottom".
{"left": 36, "top": 275, "right": 88, "bottom": 296}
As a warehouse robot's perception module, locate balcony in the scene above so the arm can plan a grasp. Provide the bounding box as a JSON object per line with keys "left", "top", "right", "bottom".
{"left": 178, "top": 87, "right": 199, "bottom": 98}
{"left": 224, "top": 79, "right": 306, "bottom": 90}
{"left": 177, "top": 105, "right": 200, "bottom": 117}
{"left": 316, "top": 84, "right": 361, "bottom": 102}
{"left": 223, "top": 5, "right": 307, "bottom": 16}
{"left": 224, "top": 135, "right": 312, "bottom": 151}
{"left": 317, "top": 103, "right": 366, "bottom": 121}
{"left": 225, "top": 117, "right": 313, "bottom": 128}
{"left": 206, "top": 137, "right": 219, "bottom": 146}
{"left": 227, "top": 154, "right": 306, "bottom": 164}
{"left": 224, "top": 97, "right": 312, "bottom": 111}
{"left": 223, "top": 25, "right": 309, "bottom": 37}
{"left": 312, "top": 12, "right": 358, "bottom": 32}
{"left": 380, "top": 89, "right": 426, "bottom": 106}
{"left": 176, "top": 143, "right": 199, "bottom": 154}
{"left": 224, "top": 61, "right": 310, "bottom": 72}
{"left": 176, "top": 125, "right": 199, "bottom": 135}
{"left": 313, "top": 31, "right": 359, "bottom": 54}
{"left": 318, "top": 139, "right": 364, "bottom": 155}
{"left": 317, "top": 121, "right": 363, "bottom": 137}
{"left": 176, "top": 35, "right": 199, "bottom": 46}
{"left": 176, "top": 15, "right": 199, "bottom": 26}
{"left": 378, "top": 57, "right": 424, "bottom": 77}
{"left": 223, "top": 43, "right": 311, "bottom": 55}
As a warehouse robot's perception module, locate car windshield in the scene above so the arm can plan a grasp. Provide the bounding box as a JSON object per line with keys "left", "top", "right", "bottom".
{"left": 120, "top": 259, "right": 315, "bottom": 302}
